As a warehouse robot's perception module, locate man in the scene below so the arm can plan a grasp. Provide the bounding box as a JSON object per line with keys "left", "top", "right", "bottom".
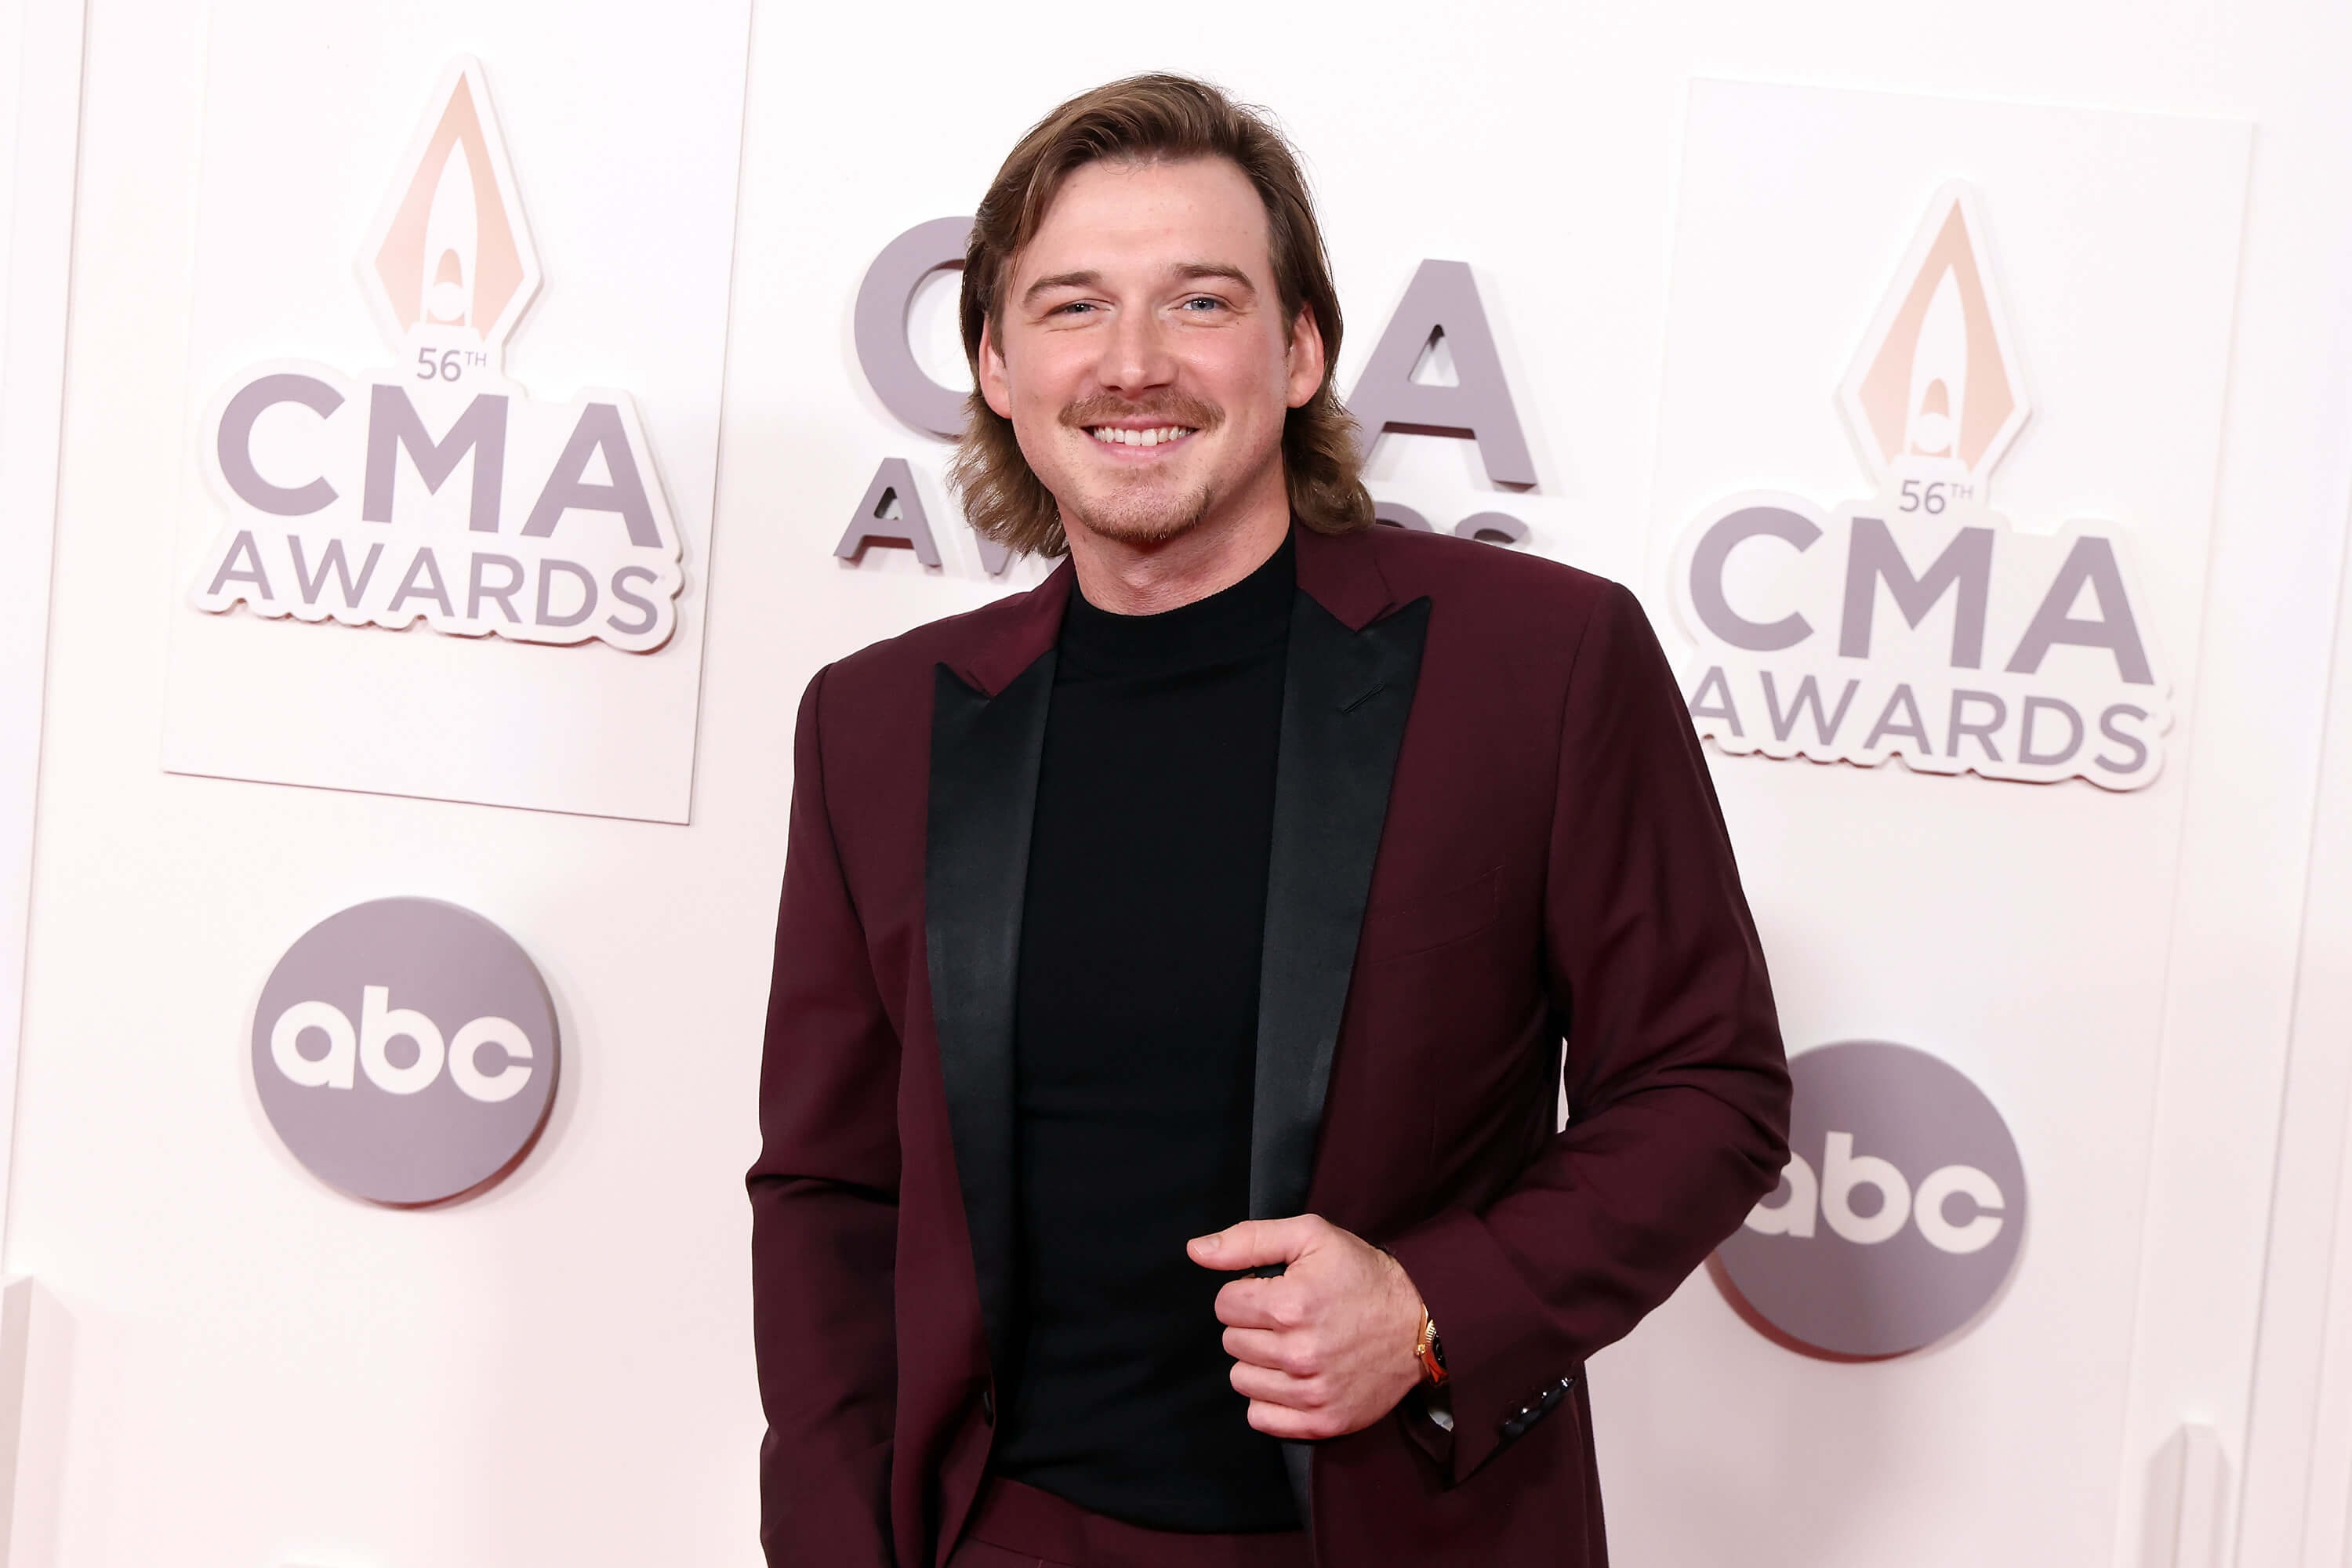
{"left": 750, "top": 74, "right": 1790, "bottom": 1568}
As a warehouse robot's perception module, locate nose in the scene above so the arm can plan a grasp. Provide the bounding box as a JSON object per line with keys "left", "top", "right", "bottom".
{"left": 1095, "top": 303, "right": 1177, "bottom": 398}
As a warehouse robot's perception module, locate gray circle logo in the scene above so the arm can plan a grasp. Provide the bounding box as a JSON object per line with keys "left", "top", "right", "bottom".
{"left": 252, "top": 898, "right": 559, "bottom": 1205}
{"left": 1716, "top": 1040, "right": 2025, "bottom": 1358}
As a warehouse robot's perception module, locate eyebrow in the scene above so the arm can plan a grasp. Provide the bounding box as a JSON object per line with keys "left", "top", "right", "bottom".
{"left": 1172, "top": 261, "right": 1257, "bottom": 293}
{"left": 1022, "top": 270, "right": 1102, "bottom": 307}
{"left": 1018, "top": 261, "right": 1261, "bottom": 309}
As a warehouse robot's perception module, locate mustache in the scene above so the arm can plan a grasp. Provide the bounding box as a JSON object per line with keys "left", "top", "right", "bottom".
{"left": 1059, "top": 393, "right": 1221, "bottom": 433}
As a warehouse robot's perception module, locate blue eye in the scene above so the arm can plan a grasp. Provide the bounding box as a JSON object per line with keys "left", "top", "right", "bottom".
{"left": 1181, "top": 296, "right": 1222, "bottom": 311}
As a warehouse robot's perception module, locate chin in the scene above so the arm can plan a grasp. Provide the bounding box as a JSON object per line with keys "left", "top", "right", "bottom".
{"left": 1065, "top": 483, "right": 1215, "bottom": 547}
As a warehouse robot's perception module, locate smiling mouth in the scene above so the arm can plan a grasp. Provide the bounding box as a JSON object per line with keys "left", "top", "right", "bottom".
{"left": 1087, "top": 424, "right": 1196, "bottom": 448}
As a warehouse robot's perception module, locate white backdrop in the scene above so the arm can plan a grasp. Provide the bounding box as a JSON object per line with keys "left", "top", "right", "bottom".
{"left": 0, "top": 0, "right": 85, "bottom": 1269}
{"left": 0, "top": 0, "right": 87, "bottom": 1557}
{"left": 158, "top": 2, "right": 750, "bottom": 823}
{"left": 6, "top": 1, "right": 2352, "bottom": 1566}
{"left": 1627, "top": 79, "right": 2250, "bottom": 1566}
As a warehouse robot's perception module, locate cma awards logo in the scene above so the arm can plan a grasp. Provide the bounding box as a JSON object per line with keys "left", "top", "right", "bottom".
{"left": 1671, "top": 183, "right": 2168, "bottom": 789}
{"left": 189, "top": 58, "right": 682, "bottom": 653}
{"left": 252, "top": 898, "right": 560, "bottom": 1206}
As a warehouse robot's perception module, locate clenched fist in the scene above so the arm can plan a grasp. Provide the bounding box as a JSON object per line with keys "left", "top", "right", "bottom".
{"left": 1187, "top": 1214, "right": 1428, "bottom": 1440}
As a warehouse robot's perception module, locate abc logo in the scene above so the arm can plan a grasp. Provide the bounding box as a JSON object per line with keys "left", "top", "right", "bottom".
{"left": 270, "top": 988, "right": 535, "bottom": 1103}
{"left": 252, "top": 898, "right": 559, "bottom": 1205}
{"left": 1744, "top": 1132, "right": 2005, "bottom": 1254}
{"left": 1716, "top": 1041, "right": 2026, "bottom": 1358}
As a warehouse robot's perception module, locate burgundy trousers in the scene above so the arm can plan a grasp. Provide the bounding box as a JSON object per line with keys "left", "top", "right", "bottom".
{"left": 946, "top": 1479, "right": 1313, "bottom": 1568}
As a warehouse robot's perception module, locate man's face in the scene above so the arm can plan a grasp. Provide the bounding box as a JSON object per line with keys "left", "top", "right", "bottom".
{"left": 979, "top": 156, "right": 1325, "bottom": 549}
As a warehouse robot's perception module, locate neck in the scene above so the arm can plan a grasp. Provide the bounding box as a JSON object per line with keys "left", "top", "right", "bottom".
{"left": 1062, "top": 481, "right": 1292, "bottom": 616}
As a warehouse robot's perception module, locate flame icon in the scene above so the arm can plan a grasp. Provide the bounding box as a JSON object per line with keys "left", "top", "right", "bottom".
{"left": 359, "top": 59, "right": 539, "bottom": 357}
{"left": 1906, "top": 268, "right": 1965, "bottom": 458}
{"left": 423, "top": 140, "right": 480, "bottom": 327}
{"left": 1839, "top": 183, "right": 2028, "bottom": 484}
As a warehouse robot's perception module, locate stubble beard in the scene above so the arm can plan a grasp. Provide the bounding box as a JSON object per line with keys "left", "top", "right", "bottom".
{"left": 1052, "top": 391, "right": 1225, "bottom": 548}
{"left": 1062, "top": 474, "right": 1218, "bottom": 546}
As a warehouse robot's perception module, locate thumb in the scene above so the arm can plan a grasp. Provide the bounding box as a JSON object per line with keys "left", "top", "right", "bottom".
{"left": 1188, "top": 1215, "right": 1319, "bottom": 1272}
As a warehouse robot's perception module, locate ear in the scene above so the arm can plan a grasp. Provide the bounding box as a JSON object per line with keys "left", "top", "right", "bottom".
{"left": 978, "top": 315, "right": 1015, "bottom": 420}
{"left": 1285, "top": 304, "right": 1327, "bottom": 410}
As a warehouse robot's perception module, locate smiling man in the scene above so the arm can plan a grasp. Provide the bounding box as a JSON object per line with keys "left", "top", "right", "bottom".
{"left": 750, "top": 75, "right": 1791, "bottom": 1568}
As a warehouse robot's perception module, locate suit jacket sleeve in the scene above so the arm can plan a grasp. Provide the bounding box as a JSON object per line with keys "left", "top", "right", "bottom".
{"left": 748, "top": 664, "right": 902, "bottom": 1564}
{"left": 1386, "top": 580, "right": 1792, "bottom": 1483}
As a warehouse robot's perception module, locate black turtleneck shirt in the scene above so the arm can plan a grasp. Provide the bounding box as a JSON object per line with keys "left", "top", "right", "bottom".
{"left": 990, "top": 538, "right": 1300, "bottom": 1534}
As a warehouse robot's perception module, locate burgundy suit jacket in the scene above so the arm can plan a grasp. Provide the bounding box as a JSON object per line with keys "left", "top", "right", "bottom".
{"left": 750, "top": 522, "right": 1791, "bottom": 1566}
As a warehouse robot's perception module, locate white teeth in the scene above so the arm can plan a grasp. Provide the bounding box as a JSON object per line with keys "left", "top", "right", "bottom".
{"left": 1089, "top": 425, "right": 1194, "bottom": 446}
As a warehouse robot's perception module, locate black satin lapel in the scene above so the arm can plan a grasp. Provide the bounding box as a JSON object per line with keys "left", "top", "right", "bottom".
{"left": 1250, "top": 594, "right": 1432, "bottom": 1221}
{"left": 926, "top": 652, "right": 1054, "bottom": 1380}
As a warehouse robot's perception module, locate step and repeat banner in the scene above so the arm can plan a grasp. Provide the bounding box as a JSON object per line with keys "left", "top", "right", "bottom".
{"left": 159, "top": 16, "right": 744, "bottom": 823}
{"left": 12, "top": 3, "right": 2350, "bottom": 1567}
{"left": 1617, "top": 80, "right": 2250, "bottom": 1566}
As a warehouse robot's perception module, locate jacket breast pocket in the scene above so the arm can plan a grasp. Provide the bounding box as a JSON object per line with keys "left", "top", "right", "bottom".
{"left": 1358, "top": 865, "right": 1502, "bottom": 960}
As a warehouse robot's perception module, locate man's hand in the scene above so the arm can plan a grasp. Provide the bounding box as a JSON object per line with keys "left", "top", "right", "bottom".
{"left": 1186, "top": 1214, "right": 1428, "bottom": 1440}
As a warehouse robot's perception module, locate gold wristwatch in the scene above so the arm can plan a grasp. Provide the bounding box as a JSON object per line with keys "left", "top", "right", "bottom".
{"left": 1414, "top": 1303, "right": 1447, "bottom": 1387}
